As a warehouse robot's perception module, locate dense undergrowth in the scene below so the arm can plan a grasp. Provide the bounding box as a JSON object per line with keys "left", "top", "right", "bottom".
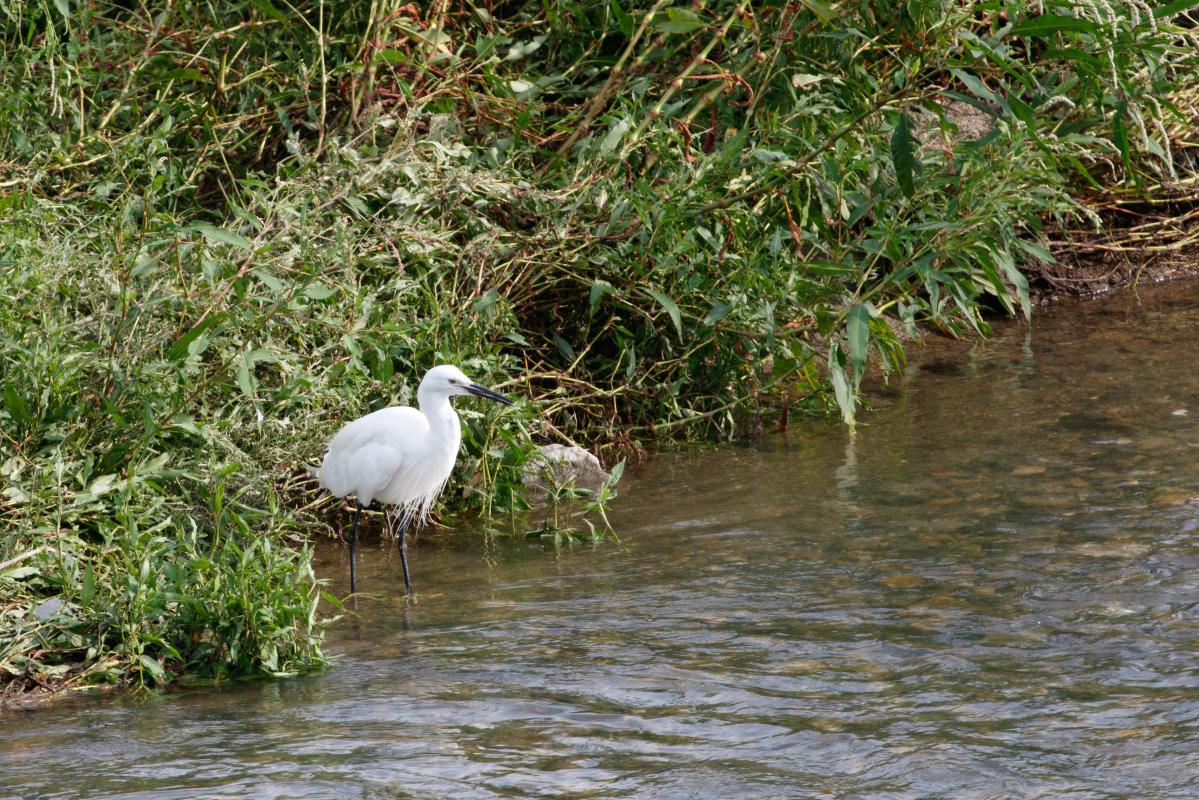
{"left": 2, "top": 0, "right": 1197, "bottom": 695}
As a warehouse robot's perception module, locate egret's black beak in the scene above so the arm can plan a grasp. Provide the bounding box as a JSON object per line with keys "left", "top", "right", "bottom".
{"left": 466, "top": 382, "right": 514, "bottom": 405}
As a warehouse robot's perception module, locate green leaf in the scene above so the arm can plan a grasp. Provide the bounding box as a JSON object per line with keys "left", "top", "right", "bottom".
{"left": 167, "top": 313, "right": 224, "bottom": 361}
{"left": 846, "top": 303, "right": 873, "bottom": 376}
{"left": 975, "top": 251, "right": 1015, "bottom": 315}
{"left": 1154, "top": 0, "right": 1199, "bottom": 19}
{"left": 1112, "top": 110, "right": 1130, "bottom": 172}
{"left": 3, "top": 485, "right": 30, "bottom": 505}
{"left": 890, "top": 113, "right": 916, "bottom": 198}
{"left": 1015, "top": 238, "right": 1055, "bottom": 264}
{"left": 471, "top": 287, "right": 498, "bottom": 315}
{"left": 995, "top": 247, "right": 1031, "bottom": 320}
{"left": 1007, "top": 93, "right": 1038, "bottom": 132}
{"left": 751, "top": 148, "right": 792, "bottom": 163}
{"left": 139, "top": 654, "right": 167, "bottom": 683}
{"left": 131, "top": 251, "right": 157, "bottom": 278}
{"left": 88, "top": 474, "right": 118, "bottom": 498}
{"left": 236, "top": 353, "right": 256, "bottom": 400}
{"left": 505, "top": 35, "right": 547, "bottom": 61}
{"left": 589, "top": 280, "right": 615, "bottom": 313}
{"left": 610, "top": 0, "right": 634, "bottom": 37}
{"left": 798, "top": 0, "right": 836, "bottom": 24}
{"left": 1008, "top": 14, "right": 1098, "bottom": 37}
{"left": 259, "top": 641, "right": 279, "bottom": 671}
{"left": 167, "top": 415, "right": 203, "bottom": 437}
{"left": 1043, "top": 48, "right": 1104, "bottom": 72}
{"left": 802, "top": 260, "right": 857, "bottom": 275}
{"left": 3, "top": 384, "right": 27, "bottom": 423}
{"left": 828, "top": 345, "right": 855, "bottom": 427}
{"left": 552, "top": 333, "right": 576, "bottom": 362}
{"left": 703, "top": 301, "right": 731, "bottom": 326}
{"left": 253, "top": 269, "right": 284, "bottom": 294}
{"left": 247, "top": 0, "right": 289, "bottom": 22}
{"left": 643, "top": 288, "right": 683, "bottom": 339}
{"left": 800, "top": 0, "right": 839, "bottom": 23}
{"left": 374, "top": 48, "right": 408, "bottom": 65}
{"left": 655, "top": 7, "right": 706, "bottom": 34}
{"left": 52, "top": 0, "right": 68, "bottom": 18}
{"left": 950, "top": 69, "right": 999, "bottom": 107}
{"left": 81, "top": 566, "right": 96, "bottom": 605}
{"left": 193, "top": 223, "right": 252, "bottom": 251}
{"left": 303, "top": 283, "right": 337, "bottom": 300}
{"left": 93, "top": 181, "right": 119, "bottom": 199}
{"left": 601, "top": 118, "right": 629, "bottom": 155}
{"left": 247, "top": 348, "right": 278, "bottom": 366}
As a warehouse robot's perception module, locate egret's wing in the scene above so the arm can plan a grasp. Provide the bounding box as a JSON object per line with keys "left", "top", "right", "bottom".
{"left": 320, "top": 407, "right": 423, "bottom": 506}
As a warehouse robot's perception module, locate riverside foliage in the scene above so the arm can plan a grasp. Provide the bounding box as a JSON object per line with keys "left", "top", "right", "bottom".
{"left": 2, "top": 1, "right": 1196, "bottom": 692}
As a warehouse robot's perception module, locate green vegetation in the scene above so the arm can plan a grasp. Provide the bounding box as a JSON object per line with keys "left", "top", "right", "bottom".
{"left": 2, "top": 0, "right": 1196, "bottom": 696}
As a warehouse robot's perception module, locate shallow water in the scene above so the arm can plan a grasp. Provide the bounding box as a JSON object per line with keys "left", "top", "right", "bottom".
{"left": 4, "top": 283, "right": 1199, "bottom": 799}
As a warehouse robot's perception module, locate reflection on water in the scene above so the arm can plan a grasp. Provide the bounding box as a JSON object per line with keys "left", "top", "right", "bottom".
{"left": 4, "top": 283, "right": 1199, "bottom": 799}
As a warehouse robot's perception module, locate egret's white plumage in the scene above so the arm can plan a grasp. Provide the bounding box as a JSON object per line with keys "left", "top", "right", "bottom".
{"left": 321, "top": 403, "right": 456, "bottom": 522}
{"left": 318, "top": 365, "right": 513, "bottom": 596}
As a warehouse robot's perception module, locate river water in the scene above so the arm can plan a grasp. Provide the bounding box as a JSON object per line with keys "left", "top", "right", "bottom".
{"left": 3, "top": 283, "right": 1199, "bottom": 799}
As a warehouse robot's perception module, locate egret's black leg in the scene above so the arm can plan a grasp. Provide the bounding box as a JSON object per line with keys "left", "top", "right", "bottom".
{"left": 397, "top": 514, "right": 413, "bottom": 602}
{"left": 349, "top": 501, "right": 363, "bottom": 594}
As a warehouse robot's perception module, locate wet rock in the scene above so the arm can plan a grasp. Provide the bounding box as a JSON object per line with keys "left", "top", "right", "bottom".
{"left": 911, "top": 99, "right": 997, "bottom": 151}
{"left": 523, "top": 445, "right": 609, "bottom": 500}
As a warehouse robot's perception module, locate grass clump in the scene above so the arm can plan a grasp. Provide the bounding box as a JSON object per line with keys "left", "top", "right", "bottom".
{"left": 2, "top": 1, "right": 1198, "bottom": 695}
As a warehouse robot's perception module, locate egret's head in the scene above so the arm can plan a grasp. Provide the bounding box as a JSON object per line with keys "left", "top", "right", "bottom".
{"left": 422, "top": 364, "right": 514, "bottom": 405}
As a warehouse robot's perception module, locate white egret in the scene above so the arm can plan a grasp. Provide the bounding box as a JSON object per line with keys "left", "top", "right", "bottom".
{"left": 317, "top": 365, "right": 513, "bottom": 597}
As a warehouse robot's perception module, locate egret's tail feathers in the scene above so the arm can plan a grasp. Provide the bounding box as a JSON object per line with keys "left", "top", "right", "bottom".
{"left": 304, "top": 463, "right": 322, "bottom": 480}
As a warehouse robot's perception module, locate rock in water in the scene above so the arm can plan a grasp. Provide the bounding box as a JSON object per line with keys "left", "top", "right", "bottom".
{"left": 523, "top": 445, "right": 609, "bottom": 500}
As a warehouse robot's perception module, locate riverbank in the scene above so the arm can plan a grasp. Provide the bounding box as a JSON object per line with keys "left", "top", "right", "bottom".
{"left": 3, "top": 2, "right": 1198, "bottom": 701}
{"left": 1033, "top": 185, "right": 1199, "bottom": 303}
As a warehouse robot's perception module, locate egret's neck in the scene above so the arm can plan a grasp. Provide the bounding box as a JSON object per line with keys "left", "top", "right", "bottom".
{"left": 417, "top": 389, "right": 461, "bottom": 445}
